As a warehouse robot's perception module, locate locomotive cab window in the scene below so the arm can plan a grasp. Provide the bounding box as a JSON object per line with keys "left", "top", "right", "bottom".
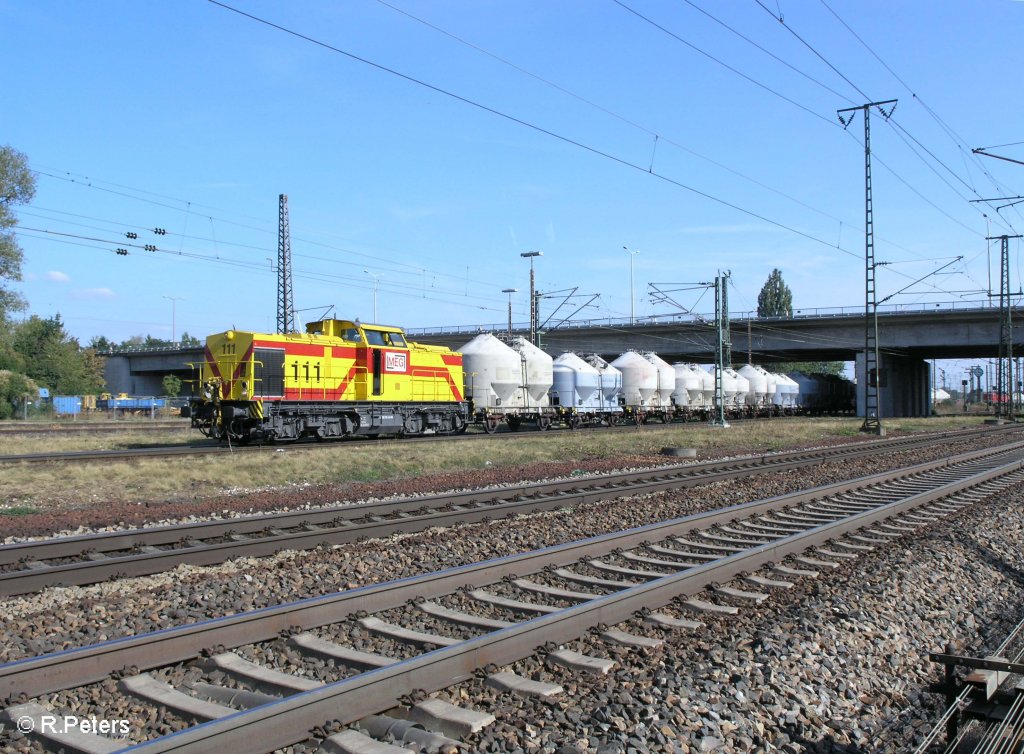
{"left": 364, "top": 329, "right": 406, "bottom": 348}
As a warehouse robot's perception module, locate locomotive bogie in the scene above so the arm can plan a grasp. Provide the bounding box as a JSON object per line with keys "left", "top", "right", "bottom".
{"left": 249, "top": 401, "right": 466, "bottom": 441}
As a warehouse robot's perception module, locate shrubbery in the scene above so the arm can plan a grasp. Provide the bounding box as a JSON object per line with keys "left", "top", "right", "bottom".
{"left": 0, "top": 369, "right": 38, "bottom": 420}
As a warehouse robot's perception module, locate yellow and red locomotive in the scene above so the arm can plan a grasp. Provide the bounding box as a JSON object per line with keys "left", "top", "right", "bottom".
{"left": 189, "top": 319, "right": 467, "bottom": 442}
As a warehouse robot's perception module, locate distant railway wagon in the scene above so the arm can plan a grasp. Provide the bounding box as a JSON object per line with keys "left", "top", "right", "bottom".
{"left": 188, "top": 319, "right": 468, "bottom": 443}
{"left": 97, "top": 396, "right": 165, "bottom": 411}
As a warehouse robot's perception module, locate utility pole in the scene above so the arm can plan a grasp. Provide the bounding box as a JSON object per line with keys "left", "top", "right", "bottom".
{"left": 502, "top": 288, "right": 518, "bottom": 336}
{"left": 521, "top": 251, "right": 542, "bottom": 346}
{"left": 277, "top": 194, "right": 296, "bottom": 334}
{"left": 838, "top": 98, "right": 897, "bottom": 436}
{"left": 623, "top": 246, "right": 639, "bottom": 324}
{"left": 364, "top": 270, "right": 384, "bottom": 322}
{"left": 988, "top": 234, "right": 1021, "bottom": 420}
{"left": 712, "top": 270, "right": 731, "bottom": 428}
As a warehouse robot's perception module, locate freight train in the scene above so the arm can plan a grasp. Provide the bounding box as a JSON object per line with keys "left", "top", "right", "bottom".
{"left": 188, "top": 319, "right": 853, "bottom": 443}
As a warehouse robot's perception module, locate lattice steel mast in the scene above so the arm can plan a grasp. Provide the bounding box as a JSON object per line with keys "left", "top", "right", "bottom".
{"left": 837, "top": 99, "right": 897, "bottom": 435}
{"left": 712, "top": 270, "right": 731, "bottom": 428}
{"left": 277, "top": 194, "right": 296, "bottom": 334}
{"left": 989, "top": 234, "right": 1021, "bottom": 420}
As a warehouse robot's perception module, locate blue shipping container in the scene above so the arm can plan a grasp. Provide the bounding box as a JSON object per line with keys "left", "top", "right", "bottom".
{"left": 54, "top": 396, "right": 83, "bottom": 415}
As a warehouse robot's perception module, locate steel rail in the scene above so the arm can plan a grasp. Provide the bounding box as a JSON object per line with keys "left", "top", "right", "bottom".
{"left": 1, "top": 425, "right": 1010, "bottom": 563}
{"left": 0, "top": 444, "right": 219, "bottom": 462}
{"left": 0, "top": 427, "right": 1018, "bottom": 595}
{"left": 0, "top": 418, "right": 653, "bottom": 463}
{"left": 0, "top": 422, "right": 189, "bottom": 435}
{"left": 112, "top": 452, "right": 1024, "bottom": 753}
{"left": 2, "top": 441, "right": 1021, "bottom": 705}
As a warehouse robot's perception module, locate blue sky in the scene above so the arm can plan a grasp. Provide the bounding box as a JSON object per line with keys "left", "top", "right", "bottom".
{"left": 4, "top": 0, "right": 1023, "bottom": 371}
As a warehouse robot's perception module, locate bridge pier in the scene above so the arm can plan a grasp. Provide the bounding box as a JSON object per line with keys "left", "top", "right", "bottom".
{"left": 855, "top": 352, "right": 931, "bottom": 418}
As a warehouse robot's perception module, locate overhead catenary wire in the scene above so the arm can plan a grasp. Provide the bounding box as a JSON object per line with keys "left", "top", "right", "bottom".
{"left": 679, "top": 0, "right": 856, "bottom": 105}
{"left": 375, "top": 0, "right": 857, "bottom": 233}
{"left": 613, "top": 0, "right": 838, "bottom": 127}
{"left": 17, "top": 206, "right": 505, "bottom": 298}
{"left": 818, "top": 0, "right": 1022, "bottom": 206}
{"left": 15, "top": 226, "right": 512, "bottom": 316}
{"left": 760, "top": 0, "right": 1017, "bottom": 235}
{"left": 754, "top": 0, "right": 1015, "bottom": 237}
{"left": 22, "top": 2, "right": 1003, "bottom": 342}
{"left": 206, "top": 0, "right": 961, "bottom": 278}
{"left": 29, "top": 1, "right": 984, "bottom": 322}
{"left": 753, "top": 0, "right": 870, "bottom": 101}
{"left": 742, "top": 1, "right": 1017, "bottom": 301}
{"left": 28, "top": 162, "right": 971, "bottom": 321}
{"left": 29, "top": 170, "right": 505, "bottom": 291}
{"left": 24, "top": 220, "right": 887, "bottom": 356}
{"left": 604, "top": 1, "right": 988, "bottom": 295}
{"left": 674, "top": 0, "right": 1010, "bottom": 245}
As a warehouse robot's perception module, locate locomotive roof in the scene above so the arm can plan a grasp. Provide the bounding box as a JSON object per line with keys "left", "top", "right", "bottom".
{"left": 306, "top": 318, "right": 404, "bottom": 334}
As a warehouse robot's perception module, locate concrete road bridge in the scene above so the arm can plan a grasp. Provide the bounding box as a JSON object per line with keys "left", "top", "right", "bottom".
{"left": 408, "top": 303, "right": 1024, "bottom": 363}
{"left": 103, "top": 302, "right": 1022, "bottom": 418}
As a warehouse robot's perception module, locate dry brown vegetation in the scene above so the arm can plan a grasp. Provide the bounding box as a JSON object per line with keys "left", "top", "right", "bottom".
{"left": 0, "top": 416, "right": 989, "bottom": 514}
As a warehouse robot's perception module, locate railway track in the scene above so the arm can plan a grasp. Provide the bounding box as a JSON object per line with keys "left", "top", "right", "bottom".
{"left": 0, "top": 414, "right": 958, "bottom": 465}
{"left": 0, "top": 418, "right": 614, "bottom": 464}
{"left": 1, "top": 424, "right": 1018, "bottom": 596}
{"left": 3, "top": 439, "right": 1023, "bottom": 753}
{"left": 0, "top": 421, "right": 189, "bottom": 435}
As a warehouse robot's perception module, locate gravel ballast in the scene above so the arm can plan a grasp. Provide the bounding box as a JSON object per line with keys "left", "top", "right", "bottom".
{"left": 2, "top": 433, "right": 1023, "bottom": 753}
{"left": 0, "top": 438, "right": 999, "bottom": 663}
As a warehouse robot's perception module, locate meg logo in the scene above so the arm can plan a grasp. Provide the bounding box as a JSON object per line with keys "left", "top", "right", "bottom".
{"left": 384, "top": 352, "right": 408, "bottom": 373}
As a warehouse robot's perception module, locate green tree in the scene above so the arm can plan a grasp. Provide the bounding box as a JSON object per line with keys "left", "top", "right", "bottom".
{"left": 162, "top": 374, "right": 182, "bottom": 397}
{"left": 757, "top": 268, "right": 793, "bottom": 318}
{"left": 80, "top": 348, "right": 107, "bottom": 391}
{"left": 91, "top": 333, "right": 203, "bottom": 351}
{"left": 143, "top": 335, "right": 173, "bottom": 348}
{"left": 89, "top": 335, "right": 114, "bottom": 352}
{"left": 0, "top": 370, "right": 38, "bottom": 420}
{"left": 11, "top": 315, "right": 105, "bottom": 394}
{"left": 0, "top": 145, "right": 37, "bottom": 322}
{"left": 0, "top": 336, "right": 25, "bottom": 373}
{"left": 776, "top": 361, "right": 846, "bottom": 377}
